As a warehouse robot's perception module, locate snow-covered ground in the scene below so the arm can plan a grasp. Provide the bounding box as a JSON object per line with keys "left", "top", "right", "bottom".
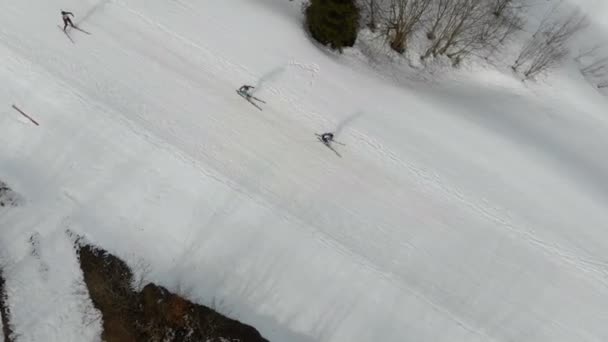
{"left": 1, "top": 0, "right": 608, "bottom": 341}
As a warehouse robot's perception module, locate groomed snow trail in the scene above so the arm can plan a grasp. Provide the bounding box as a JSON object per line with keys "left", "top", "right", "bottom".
{"left": 1, "top": 0, "right": 608, "bottom": 341}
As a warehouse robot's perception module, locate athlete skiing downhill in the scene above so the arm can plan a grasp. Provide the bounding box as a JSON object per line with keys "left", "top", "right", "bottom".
{"left": 319, "top": 132, "right": 334, "bottom": 144}
{"left": 59, "top": 11, "right": 91, "bottom": 43}
{"left": 236, "top": 84, "right": 266, "bottom": 110}
{"left": 315, "top": 132, "right": 344, "bottom": 157}
{"left": 317, "top": 132, "right": 345, "bottom": 146}
{"left": 61, "top": 11, "right": 75, "bottom": 31}
{"left": 238, "top": 85, "right": 255, "bottom": 99}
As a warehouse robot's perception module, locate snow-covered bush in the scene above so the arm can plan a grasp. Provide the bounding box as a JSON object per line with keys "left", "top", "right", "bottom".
{"left": 356, "top": 0, "right": 523, "bottom": 64}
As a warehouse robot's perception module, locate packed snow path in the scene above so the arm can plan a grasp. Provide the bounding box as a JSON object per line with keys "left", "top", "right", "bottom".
{"left": 1, "top": 0, "right": 608, "bottom": 341}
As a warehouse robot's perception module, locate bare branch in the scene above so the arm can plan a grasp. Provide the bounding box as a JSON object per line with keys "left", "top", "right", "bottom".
{"left": 513, "top": 6, "right": 588, "bottom": 79}
{"left": 575, "top": 44, "right": 608, "bottom": 89}
{"left": 359, "top": 0, "right": 383, "bottom": 31}
{"left": 422, "top": 0, "right": 524, "bottom": 63}
{"left": 379, "top": 0, "right": 433, "bottom": 53}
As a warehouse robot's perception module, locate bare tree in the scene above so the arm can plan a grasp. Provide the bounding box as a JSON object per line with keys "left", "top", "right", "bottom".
{"left": 489, "top": 0, "right": 526, "bottom": 42}
{"left": 474, "top": 1, "right": 524, "bottom": 61}
{"left": 581, "top": 58, "right": 608, "bottom": 79}
{"left": 575, "top": 45, "right": 608, "bottom": 89}
{"left": 577, "top": 47, "right": 608, "bottom": 77}
{"left": 355, "top": 0, "right": 524, "bottom": 66}
{"left": 424, "top": 0, "right": 453, "bottom": 42}
{"left": 491, "top": 0, "right": 521, "bottom": 17}
{"left": 380, "top": 0, "right": 433, "bottom": 53}
{"left": 362, "top": 0, "right": 382, "bottom": 31}
{"left": 513, "top": 8, "right": 588, "bottom": 79}
{"left": 421, "top": 0, "right": 522, "bottom": 64}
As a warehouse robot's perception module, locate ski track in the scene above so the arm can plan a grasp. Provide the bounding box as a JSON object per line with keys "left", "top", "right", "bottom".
{"left": 1, "top": 37, "right": 499, "bottom": 339}
{"left": 120, "top": 6, "right": 608, "bottom": 331}
{"left": 1, "top": 33, "right": 409, "bottom": 300}
{"left": 346, "top": 119, "right": 608, "bottom": 290}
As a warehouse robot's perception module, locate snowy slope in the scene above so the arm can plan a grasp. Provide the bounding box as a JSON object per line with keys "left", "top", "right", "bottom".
{"left": 0, "top": 229, "right": 100, "bottom": 342}
{"left": 1, "top": 0, "right": 608, "bottom": 341}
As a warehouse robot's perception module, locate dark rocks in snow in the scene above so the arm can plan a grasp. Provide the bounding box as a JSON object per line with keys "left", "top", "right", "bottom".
{"left": 0, "top": 269, "right": 14, "bottom": 342}
{"left": 0, "top": 182, "right": 20, "bottom": 208}
{"left": 77, "top": 243, "right": 268, "bottom": 342}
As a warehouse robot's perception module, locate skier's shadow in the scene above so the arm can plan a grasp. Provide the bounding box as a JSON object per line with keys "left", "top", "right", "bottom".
{"left": 75, "top": 0, "right": 110, "bottom": 26}
{"left": 251, "top": 66, "right": 286, "bottom": 96}
{"left": 332, "top": 111, "right": 364, "bottom": 137}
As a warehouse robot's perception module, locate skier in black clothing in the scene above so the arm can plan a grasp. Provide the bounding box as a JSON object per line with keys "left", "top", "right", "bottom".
{"left": 317, "top": 132, "right": 342, "bottom": 157}
{"left": 61, "top": 11, "right": 75, "bottom": 31}
{"left": 320, "top": 132, "right": 334, "bottom": 144}
{"left": 236, "top": 84, "right": 266, "bottom": 110}
{"left": 238, "top": 85, "right": 255, "bottom": 99}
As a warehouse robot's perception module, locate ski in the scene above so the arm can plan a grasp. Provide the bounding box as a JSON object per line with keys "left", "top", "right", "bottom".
{"left": 236, "top": 90, "right": 263, "bottom": 111}
{"left": 250, "top": 96, "right": 266, "bottom": 104}
{"left": 316, "top": 136, "right": 342, "bottom": 157}
{"left": 314, "top": 133, "right": 345, "bottom": 146}
{"left": 72, "top": 26, "right": 91, "bottom": 35}
{"left": 248, "top": 99, "right": 262, "bottom": 111}
{"left": 58, "top": 25, "right": 75, "bottom": 43}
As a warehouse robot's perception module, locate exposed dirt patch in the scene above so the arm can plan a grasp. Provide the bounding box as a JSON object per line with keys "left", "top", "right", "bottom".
{"left": 0, "top": 269, "right": 14, "bottom": 342}
{"left": 77, "top": 244, "right": 269, "bottom": 342}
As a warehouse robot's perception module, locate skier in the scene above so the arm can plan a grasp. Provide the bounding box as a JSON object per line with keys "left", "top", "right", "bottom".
{"left": 238, "top": 85, "right": 255, "bottom": 99}
{"left": 320, "top": 132, "right": 334, "bottom": 144}
{"left": 61, "top": 11, "right": 75, "bottom": 31}
{"left": 236, "top": 84, "right": 266, "bottom": 110}
{"left": 316, "top": 132, "right": 342, "bottom": 157}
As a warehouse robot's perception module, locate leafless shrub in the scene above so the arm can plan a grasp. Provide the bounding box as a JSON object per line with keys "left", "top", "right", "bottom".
{"left": 513, "top": 6, "right": 588, "bottom": 79}
{"left": 491, "top": 0, "right": 524, "bottom": 18}
{"left": 378, "top": 0, "right": 433, "bottom": 53}
{"left": 421, "top": 0, "right": 523, "bottom": 64}
{"left": 489, "top": 0, "right": 526, "bottom": 44}
{"left": 424, "top": 0, "right": 450, "bottom": 42}
{"left": 361, "top": 0, "right": 383, "bottom": 31}
{"left": 575, "top": 45, "right": 608, "bottom": 89}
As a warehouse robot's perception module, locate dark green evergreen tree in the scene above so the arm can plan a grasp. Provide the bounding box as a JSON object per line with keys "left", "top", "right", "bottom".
{"left": 306, "top": 0, "right": 360, "bottom": 52}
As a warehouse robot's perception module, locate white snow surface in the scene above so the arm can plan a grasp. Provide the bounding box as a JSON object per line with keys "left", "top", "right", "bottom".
{"left": 1, "top": 0, "right": 608, "bottom": 341}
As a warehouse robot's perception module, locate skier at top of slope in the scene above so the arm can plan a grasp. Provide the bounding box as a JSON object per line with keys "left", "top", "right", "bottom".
{"left": 238, "top": 85, "right": 255, "bottom": 98}
{"left": 320, "top": 132, "right": 334, "bottom": 144}
{"left": 61, "top": 11, "right": 75, "bottom": 31}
